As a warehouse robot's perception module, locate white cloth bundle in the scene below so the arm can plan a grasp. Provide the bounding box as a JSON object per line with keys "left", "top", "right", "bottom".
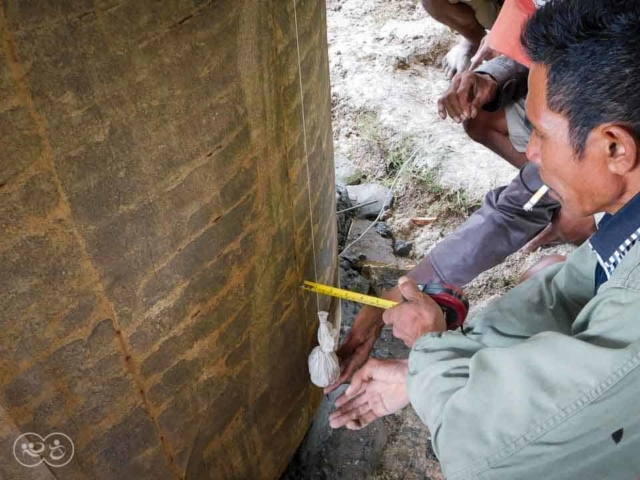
{"left": 308, "top": 311, "right": 340, "bottom": 388}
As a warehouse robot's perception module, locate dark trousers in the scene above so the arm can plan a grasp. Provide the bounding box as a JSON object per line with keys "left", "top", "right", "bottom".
{"left": 411, "top": 164, "right": 559, "bottom": 287}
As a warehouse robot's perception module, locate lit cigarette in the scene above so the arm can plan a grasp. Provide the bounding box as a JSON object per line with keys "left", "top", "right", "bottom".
{"left": 523, "top": 185, "right": 549, "bottom": 211}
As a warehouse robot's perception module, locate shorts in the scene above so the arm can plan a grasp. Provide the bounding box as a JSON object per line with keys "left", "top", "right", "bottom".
{"left": 448, "top": 0, "right": 501, "bottom": 30}
{"left": 505, "top": 95, "right": 532, "bottom": 153}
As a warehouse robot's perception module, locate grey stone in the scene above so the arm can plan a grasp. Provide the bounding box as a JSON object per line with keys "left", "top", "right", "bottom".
{"left": 375, "top": 222, "right": 393, "bottom": 238}
{"left": 393, "top": 240, "right": 413, "bottom": 257}
{"left": 334, "top": 155, "right": 361, "bottom": 186}
{"left": 345, "top": 184, "right": 393, "bottom": 219}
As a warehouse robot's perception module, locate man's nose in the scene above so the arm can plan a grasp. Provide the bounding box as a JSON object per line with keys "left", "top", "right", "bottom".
{"left": 526, "top": 139, "right": 541, "bottom": 166}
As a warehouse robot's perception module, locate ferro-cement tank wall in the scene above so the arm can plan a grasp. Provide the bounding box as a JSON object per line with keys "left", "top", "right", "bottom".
{"left": 0, "top": 0, "right": 336, "bottom": 478}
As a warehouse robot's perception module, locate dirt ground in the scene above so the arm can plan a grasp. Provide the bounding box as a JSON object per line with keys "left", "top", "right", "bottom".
{"left": 282, "top": 0, "right": 573, "bottom": 478}
{"left": 327, "top": 0, "right": 572, "bottom": 314}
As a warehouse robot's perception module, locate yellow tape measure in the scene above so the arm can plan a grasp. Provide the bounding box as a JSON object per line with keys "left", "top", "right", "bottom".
{"left": 301, "top": 281, "right": 398, "bottom": 309}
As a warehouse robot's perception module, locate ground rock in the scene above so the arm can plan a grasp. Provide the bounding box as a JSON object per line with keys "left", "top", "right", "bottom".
{"left": 335, "top": 155, "right": 362, "bottom": 186}
{"left": 393, "top": 240, "right": 413, "bottom": 257}
{"left": 375, "top": 222, "right": 393, "bottom": 238}
{"left": 346, "top": 184, "right": 394, "bottom": 219}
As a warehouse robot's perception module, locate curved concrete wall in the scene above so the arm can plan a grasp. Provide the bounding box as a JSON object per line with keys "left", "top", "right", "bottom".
{"left": 0, "top": 0, "right": 336, "bottom": 478}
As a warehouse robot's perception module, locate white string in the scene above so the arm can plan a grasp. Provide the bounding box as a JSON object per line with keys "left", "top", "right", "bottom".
{"left": 339, "top": 148, "right": 421, "bottom": 257}
{"left": 293, "top": 0, "right": 320, "bottom": 312}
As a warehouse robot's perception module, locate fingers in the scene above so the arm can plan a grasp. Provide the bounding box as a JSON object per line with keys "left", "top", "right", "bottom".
{"left": 438, "top": 73, "right": 475, "bottom": 123}
{"left": 397, "top": 276, "right": 421, "bottom": 302}
{"left": 468, "top": 51, "right": 483, "bottom": 71}
{"left": 324, "top": 342, "right": 371, "bottom": 394}
{"left": 329, "top": 397, "right": 370, "bottom": 428}
{"left": 330, "top": 402, "right": 378, "bottom": 429}
{"left": 329, "top": 363, "right": 375, "bottom": 428}
{"left": 346, "top": 411, "right": 379, "bottom": 430}
{"left": 446, "top": 78, "right": 465, "bottom": 123}
{"left": 437, "top": 74, "right": 461, "bottom": 121}
{"left": 468, "top": 46, "right": 486, "bottom": 71}
{"left": 456, "top": 74, "right": 476, "bottom": 120}
{"left": 392, "top": 324, "right": 414, "bottom": 348}
{"left": 470, "top": 74, "right": 498, "bottom": 114}
{"left": 445, "top": 64, "right": 454, "bottom": 80}
{"left": 334, "top": 364, "right": 370, "bottom": 407}
{"left": 384, "top": 307, "right": 416, "bottom": 346}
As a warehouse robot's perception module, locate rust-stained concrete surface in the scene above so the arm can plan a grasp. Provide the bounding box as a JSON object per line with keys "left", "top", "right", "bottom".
{"left": 0, "top": 0, "right": 336, "bottom": 478}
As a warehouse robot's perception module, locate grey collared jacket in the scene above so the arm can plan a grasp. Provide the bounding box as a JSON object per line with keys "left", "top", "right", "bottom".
{"left": 408, "top": 241, "right": 640, "bottom": 479}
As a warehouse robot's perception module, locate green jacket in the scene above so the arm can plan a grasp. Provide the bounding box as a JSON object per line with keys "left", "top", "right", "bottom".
{"left": 408, "top": 241, "right": 640, "bottom": 479}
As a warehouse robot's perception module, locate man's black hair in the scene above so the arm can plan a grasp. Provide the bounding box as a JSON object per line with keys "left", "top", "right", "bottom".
{"left": 522, "top": 0, "right": 640, "bottom": 156}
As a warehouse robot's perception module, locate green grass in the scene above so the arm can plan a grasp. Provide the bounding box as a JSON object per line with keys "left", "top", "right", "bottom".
{"left": 386, "top": 134, "right": 416, "bottom": 176}
{"left": 359, "top": 112, "right": 386, "bottom": 147}
{"left": 411, "top": 164, "right": 444, "bottom": 196}
{"left": 355, "top": 109, "right": 481, "bottom": 221}
{"left": 412, "top": 164, "right": 482, "bottom": 219}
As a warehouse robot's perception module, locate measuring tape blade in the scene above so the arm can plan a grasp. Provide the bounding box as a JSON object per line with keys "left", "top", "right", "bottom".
{"left": 301, "top": 281, "right": 398, "bottom": 310}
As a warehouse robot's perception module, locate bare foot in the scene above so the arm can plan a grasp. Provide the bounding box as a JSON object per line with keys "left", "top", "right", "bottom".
{"left": 442, "top": 39, "right": 478, "bottom": 79}
{"left": 523, "top": 211, "right": 597, "bottom": 253}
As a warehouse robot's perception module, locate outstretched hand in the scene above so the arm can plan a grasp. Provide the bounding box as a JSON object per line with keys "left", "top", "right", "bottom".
{"left": 323, "top": 311, "right": 384, "bottom": 395}
{"left": 329, "top": 358, "right": 410, "bottom": 430}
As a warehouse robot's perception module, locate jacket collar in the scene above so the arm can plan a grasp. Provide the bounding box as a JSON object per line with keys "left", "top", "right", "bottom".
{"left": 589, "top": 192, "right": 640, "bottom": 284}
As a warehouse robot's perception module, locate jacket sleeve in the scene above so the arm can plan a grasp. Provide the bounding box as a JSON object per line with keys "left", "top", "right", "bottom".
{"left": 406, "top": 243, "right": 619, "bottom": 479}
{"left": 475, "top": 55, "right": 529, "bottom": 112}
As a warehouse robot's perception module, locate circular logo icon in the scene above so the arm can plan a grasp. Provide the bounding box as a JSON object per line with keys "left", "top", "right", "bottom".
{"left": 13, "top": 432, "right": 74, "bottom": 468}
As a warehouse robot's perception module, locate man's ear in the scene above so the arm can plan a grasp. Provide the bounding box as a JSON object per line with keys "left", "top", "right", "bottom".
{"left": 601, "top": 124, "right": 638, "bottom": 175}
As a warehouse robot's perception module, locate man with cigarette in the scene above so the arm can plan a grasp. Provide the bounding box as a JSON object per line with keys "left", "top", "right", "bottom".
{"left": 330, "top": 1, "right": 640, "bottom": 477}
{"left": 437, "top": 0, "right": 597, "bottom": 251}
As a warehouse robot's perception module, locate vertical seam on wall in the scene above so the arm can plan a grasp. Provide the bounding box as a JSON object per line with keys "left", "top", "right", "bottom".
{"left": 0, "top": 4, "right": 182, "bottom": 478}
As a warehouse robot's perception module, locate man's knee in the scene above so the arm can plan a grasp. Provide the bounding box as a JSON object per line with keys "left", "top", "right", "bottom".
{"left": 464, "top": 109, "right": 508, "bottom": 147}
{"left": 463, "top": 116, "right": 489, "bottom": 145}
{"left": 421, "top": 0, "right": 452, "bottom": 21}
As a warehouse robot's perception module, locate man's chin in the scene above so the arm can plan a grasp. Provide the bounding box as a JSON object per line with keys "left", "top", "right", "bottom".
{"left": 559, "top": 202, "right": 595, "bottom": 219}
{"left": 546, "top": 187, "right": 560, "bottom": 202}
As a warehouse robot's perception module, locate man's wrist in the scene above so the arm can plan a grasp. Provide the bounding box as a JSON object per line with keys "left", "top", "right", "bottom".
{"left": 477, "top": 73, "right": 501, "bottom": 111}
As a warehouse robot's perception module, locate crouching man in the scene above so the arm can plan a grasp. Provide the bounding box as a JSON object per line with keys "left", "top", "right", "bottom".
{"left": 329, "top": 1, "right": 640, "bottom": 478}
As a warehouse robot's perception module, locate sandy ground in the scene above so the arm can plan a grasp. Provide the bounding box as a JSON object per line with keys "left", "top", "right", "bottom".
{"left": 283, "top": 0, "right": 573, "bottom": 478}
{"left": 328, "top": 0, "right": 516, "bottom": 195}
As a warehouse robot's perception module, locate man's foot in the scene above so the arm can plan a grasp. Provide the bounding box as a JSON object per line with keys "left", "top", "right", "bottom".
{"left": 523, "top": 211, "right": 597, "bottom": 253}
{"left": 442, "top": 39, "right": 478, "bottom": 79}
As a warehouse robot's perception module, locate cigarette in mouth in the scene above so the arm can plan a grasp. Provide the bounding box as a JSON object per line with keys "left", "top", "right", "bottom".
{"left": 523, "top": 185, "right": 550, "bottom": 211}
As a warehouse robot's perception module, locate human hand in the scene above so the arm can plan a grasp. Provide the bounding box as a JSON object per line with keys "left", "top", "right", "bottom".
{"left": 382, "top": 277, "right": 446, "bottom": 347}
{"left": 468, "top": 34, "right": 497, "bottom": 71}
{"left": 329, "top": 358, "right": 410, "bottom": 430}
{"left": 323, "top": 304, "right": 385, "bottom": 394}
{"left": 437, "top": 71, "right": 498, "bottom": 123}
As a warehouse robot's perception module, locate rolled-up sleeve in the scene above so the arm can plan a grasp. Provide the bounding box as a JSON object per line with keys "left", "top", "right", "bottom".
{"left": 475, "top": 55, "right": 529, "bottom": 111}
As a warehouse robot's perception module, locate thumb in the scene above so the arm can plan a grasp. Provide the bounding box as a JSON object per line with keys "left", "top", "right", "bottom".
{"left": 398, "top": 276, "right": 422, "bottom": 302}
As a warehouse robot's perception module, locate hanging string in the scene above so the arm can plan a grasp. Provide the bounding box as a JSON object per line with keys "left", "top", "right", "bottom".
{"left": 293, "top": 0, "right": 321, "bottom": 312}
